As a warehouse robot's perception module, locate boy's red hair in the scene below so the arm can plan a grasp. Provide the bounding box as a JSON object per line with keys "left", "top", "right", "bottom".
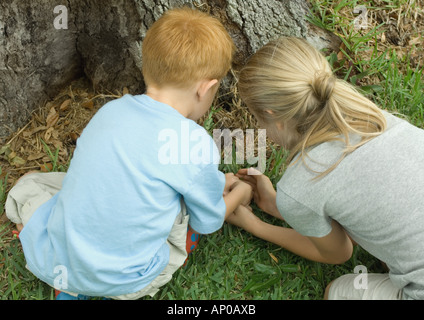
{"left": 142, "top": 7, "right": 235, "bottom": 89}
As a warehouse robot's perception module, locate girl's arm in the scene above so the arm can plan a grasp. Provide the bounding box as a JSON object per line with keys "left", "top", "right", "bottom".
{"left": 227, "top": 206, "right": 353, "bottom": 265}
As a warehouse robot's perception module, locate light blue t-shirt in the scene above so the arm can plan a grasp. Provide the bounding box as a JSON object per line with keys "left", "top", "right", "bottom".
{"left": 19, "top": 94, "right": 226, "bottom": 297}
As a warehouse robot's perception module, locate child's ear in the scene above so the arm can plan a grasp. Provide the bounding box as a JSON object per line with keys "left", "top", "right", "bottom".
{"left": 264, "top": 110, "right": 285, "bottom": 130}
{"left": 197, "top": 79, "right": 219, "bottom": 100}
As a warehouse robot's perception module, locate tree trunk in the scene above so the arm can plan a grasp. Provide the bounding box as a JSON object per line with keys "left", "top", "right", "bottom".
{"left": 0, "top": 0, "right": 82, "bottom": 142}
{"left": 0, "top": 0, "right": 340, "bottom": 142}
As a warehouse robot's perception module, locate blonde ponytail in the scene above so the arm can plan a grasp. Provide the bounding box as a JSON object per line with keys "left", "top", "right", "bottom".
{"left": 238, "top": 37, "right": 387, "bottom": 178}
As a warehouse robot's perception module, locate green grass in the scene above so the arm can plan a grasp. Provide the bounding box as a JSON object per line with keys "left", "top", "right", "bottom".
{"left": 40, "top": 139, "right": 70, "bottom": 173}
{"left": 0, "top": 221, "right": 54, "bottom": 300}
{"left": 149, "top": 218, "right": 385, "bottom": 301}
{"left": 1, "top": 0, "right": 423, "bottom": 300}
{"left": 375, "top": 50, "right": 424, "bottom": 127}
{"left": 0, "top": 147, "right": 386, "bottom": 301}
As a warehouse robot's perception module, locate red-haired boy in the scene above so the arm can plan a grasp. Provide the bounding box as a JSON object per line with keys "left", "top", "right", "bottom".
{"left": 6, "top": 7, "right": 251, "bottom": 300}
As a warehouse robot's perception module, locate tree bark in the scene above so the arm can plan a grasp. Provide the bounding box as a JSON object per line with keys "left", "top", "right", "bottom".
{"left": 0, "top": 0, "right": 340, "bottom": 142}
{"left": 72, "top": 0, "right": 189, "bottom": 96}
{"left": 210, "top": 0, "right": 340, "bottom": 68}
{"left": 0, "top": 0, "right": 82, "bottom": 142}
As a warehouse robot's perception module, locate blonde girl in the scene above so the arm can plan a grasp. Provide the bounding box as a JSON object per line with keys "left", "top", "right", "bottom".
{"left": 227, "top": 37, "right": 424, "bottom": 300}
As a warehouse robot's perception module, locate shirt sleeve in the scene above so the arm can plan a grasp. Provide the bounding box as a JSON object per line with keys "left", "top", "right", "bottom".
{"left": 276, "top": 190, "right": 332, "bottom": 238}
{"left": 182, "top": 164, "right": 226, "bottom": 235}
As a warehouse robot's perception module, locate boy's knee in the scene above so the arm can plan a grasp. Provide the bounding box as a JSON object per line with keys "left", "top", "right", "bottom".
{"left": 324, "top": 280, "right": 335, "bottom": 300}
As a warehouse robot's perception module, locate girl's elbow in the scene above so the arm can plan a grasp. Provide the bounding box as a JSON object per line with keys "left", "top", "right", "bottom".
{"left": 329, "top": 246, "right": 353, "bottom": 265}
{"left": 321, "top": 243, "right": 353, "bottom": 265}
{"left": 330, "top": 255, "right": 351, "bottom": 265}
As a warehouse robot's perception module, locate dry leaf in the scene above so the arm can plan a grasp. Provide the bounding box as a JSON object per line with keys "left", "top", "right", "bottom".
{"left": 123, "top": 87, "right": 129, "bottom": 95}
{"left": 4, "top": 147, "right": 26, "bottom": 167}
{"left": 52, "top": 129, "right": 60, "bottom": 140}
{"left": 46, "top": 107, "right": 59, "bottom": 128}
{"left": 40, "top": 163, "right": 53, "bottom": 172}
{"left": 44, "top": 127, "right": 54, "bottom": 142}
{"left": 51, "top": 139, "right": 63, "bottom": 150}
{"left": 59, "top": 148, "right": 69, "bottom": 159}
{"left": 27, "top": 153, "right": 45, "bottom": 161}
{"left": 409, "top": 37, "right": 422, "bottom": 46}
{"left": 10, "top": 156, "right": 26, "bottom": 167}
{"left": 29, "top": 126, "right": 48, "bottom": 136}
{"left": 22, "top": 130, "right": 32, "bottom": 138}
{"left": 7, "top": 151, "right": 17, "bottom": 160}
{"left": 269, "top": 252, "right": 279, "bottom": 263}
{"left": 0, "top": 145, "right": 12, "bottom": 157}
{"left": 69, "top": 132, "right": 79, "bottom": 142}
{"left": 60, "top": 99, "right": 72, "bottom": 111}
{"left": 81, "top": 100, "right": 94, "bottom": 110}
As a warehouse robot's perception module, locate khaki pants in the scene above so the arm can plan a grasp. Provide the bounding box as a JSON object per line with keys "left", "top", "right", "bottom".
{"left": 328, "top": 273, "right": 403, "bottom": 300}
{"left": 5, "top": 172, "right": 189, "bottom": 300}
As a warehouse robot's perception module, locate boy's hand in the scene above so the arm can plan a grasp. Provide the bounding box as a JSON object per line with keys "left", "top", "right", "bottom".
{"left": 236, "top": 168, "right": 282, "bottom": 220}
{"left": 230, "top": 179, "right": 253, "bottom": 207}
{"left": 223, "top": 174, "right": 253, "bottom": 219}
{"left": 223, "top": 173, "right": 240, "bottom": 196}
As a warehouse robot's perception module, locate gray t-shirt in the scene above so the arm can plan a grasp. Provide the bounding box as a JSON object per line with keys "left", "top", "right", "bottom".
{"left": 276, "top": 111, "right": 424, "bottom": 300}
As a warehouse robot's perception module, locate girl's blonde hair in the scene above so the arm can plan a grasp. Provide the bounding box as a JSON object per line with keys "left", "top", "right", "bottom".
{"left": 238, "top": 37, "right": 387, "bottom": 178}
{"left": 142, "top": 7, "right": 235, "bottom": 89}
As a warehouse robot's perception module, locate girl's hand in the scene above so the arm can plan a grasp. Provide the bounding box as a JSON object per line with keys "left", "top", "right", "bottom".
{"left": 226, "top": 205, "right": 262, "bottom": 234}
{"left": 236, "top": 168, "right": 282, "bottom": 220}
